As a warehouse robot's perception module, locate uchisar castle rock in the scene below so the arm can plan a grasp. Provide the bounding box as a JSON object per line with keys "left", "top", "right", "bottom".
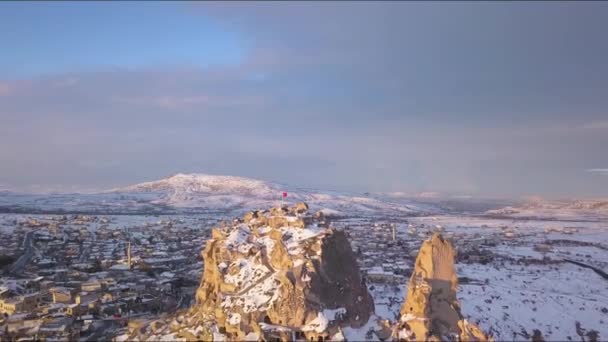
{"left": 120, "top": 203, "right": 489, "bottom": 341}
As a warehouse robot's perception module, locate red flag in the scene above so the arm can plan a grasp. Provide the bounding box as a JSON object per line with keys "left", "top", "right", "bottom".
{"left": 282, "top": 192, "right": 288, "bottom": 198}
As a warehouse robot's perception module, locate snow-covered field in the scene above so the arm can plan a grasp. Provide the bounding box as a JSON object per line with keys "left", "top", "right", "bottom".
{"left": 353, "top": 214, "right": 608, "bottom": 341}
{"left": 485, "top": 199, "right": 608, "bottom": 221}
{"left": 458, "top": 262, "right": 607, "bottom": 341}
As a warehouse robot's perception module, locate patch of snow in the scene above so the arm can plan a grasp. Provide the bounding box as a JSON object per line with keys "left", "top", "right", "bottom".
{"left": 323, "top": 307, "right": 346, "bottom": 321}
{"left": 115, "top": 334, "right": 130, "bottom": 342}
{"left": 244, "top": 332, "right": 259, "bottom": 341}
{"left": 331, "top": 329, "right": 346, "bottom": 341}
{"left": 318, "top": 208, "right": 343, "bottom": 217}
{"left": 342, "top": 315, "right": 380, "bottom": 342}
{"left": 228, "top": 313, "right": 241, "bottom": 326}
{"left": 302, "top": 312, "right": 329, "bottom": 333}
{"left": 401, "top": 313, "right": 424, "bottom": 322}
{"left": 221, "top": 273, "right": 281, "bottom": 313}
{"left": 109, "top": 264, "right": 129, "bottom": 271}
{"left": 224, "top": 259, "right": 269, "bottom": 290}
{"left": 257, "top": 226, "right": 272, "bottom": 235}
{"left": 257, "top": 236, "right": 275, "bottom": 255}
{"left": 398, "top": 327, "right": 414, "bottom": 340}
{"left": 281, "top": 225, "right": 325, "bottom": 255}
{"left": 224, "top": 224, "right": 250, "bottom": 250}
{"left": 259, "top": 323, "right": 293, "bottom": 332}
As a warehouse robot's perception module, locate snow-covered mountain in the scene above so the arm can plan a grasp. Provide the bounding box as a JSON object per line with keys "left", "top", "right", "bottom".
{"left": 0, "top": 173, "right": 435, "bottom": 216}
{"left": 109, "top": 173, "right": 431, "bottom": 215}
{"left": 112, "top": 173, "right": 279, "bottom": 198}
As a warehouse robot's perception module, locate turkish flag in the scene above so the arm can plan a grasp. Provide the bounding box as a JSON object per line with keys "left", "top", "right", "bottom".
{"left": 282, "top": 192, "right": 288, "bottom": 198}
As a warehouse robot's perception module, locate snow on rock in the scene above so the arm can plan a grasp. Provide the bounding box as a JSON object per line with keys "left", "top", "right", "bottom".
{"left": 223, "top": 259, "right": 270, "bottom": 290}
{"left": 221, "top": 273, "right": 280, "bottom": 313}
{"left": 228, "top": 313, "right": 241, "bottom": 326}
{"left": 190, "top": 202, "right": 374, "bottom": 340}
{"left": 256, "top": 235, "right": 275, "bottom": 255}
{"left": 323, "top": 307, "right": 347, "bottom": 321}
{"left": 331, "top": 329, "right": 346, "bottom": 341}
{"left": 224, "top": 224, "right": 251, "bottom": 250}
{"left": 302, "top": 312, "right": 329, "bottom": 333}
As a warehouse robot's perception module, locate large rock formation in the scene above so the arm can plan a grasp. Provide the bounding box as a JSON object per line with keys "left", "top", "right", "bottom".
{"left": 191, "top": 202, "right": 373, "bottom": 341}
{"left": 116, "top": 207, "right": 493, "bottom": 342}
{"left": 393, "top": 233, "right": 490, "bottom": 341}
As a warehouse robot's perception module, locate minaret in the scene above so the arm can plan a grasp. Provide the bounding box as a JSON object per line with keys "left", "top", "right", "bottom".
{"left": 127, "top": 240, "right": 132, "bottom": 270}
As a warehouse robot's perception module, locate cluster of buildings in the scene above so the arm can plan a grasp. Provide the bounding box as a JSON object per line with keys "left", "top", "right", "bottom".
{"left": 336, "top": 219, "right": 415, "bottom": 286}
{"left": 336, "top": 218, "right": 506, "bottom": 285}
{"left": 0, "top": 214, "right": 218, "bottom": 340}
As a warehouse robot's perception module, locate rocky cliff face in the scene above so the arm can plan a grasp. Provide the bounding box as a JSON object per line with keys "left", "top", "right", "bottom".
{"left": 393, "top": 233, "right": 489, "bottom": 341}
{"left": 191, "top": 202, "right": 373, "bottom": 341}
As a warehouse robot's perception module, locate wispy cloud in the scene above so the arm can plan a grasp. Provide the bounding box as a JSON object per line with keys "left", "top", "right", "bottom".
{"left": 113, "top": 94, "right": 268, "bottom": 110}
{"left": 587, "top": 168, "right": 608, "bottom": 174}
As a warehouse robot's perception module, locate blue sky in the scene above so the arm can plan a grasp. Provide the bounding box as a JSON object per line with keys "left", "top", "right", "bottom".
{"left": 0, "top": 2, "right": 244, "bottom": 77}
{"left": 1, "top": 1, "right": 607, "bottom": 198}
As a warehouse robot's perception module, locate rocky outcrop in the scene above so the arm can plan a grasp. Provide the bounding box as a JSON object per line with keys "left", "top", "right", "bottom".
{"left": 192, "top": 202, "right": 373, "bottom": 341}
{"left": 393, "top": 233, "right": 490, "bottom": 341}
{"left": 116, "top": 207, "right": 493, "bottom": 342}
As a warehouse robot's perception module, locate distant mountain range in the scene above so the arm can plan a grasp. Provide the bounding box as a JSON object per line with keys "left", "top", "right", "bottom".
{"left": 111, "top": 173, "right": 278, "bottom": 197}
{"left": 485, "top": 198, "right": 608, "bottom": 220}
{"left": 0, "top": 173, "right": 432, "bottom": 216}
{"left": 107, "top": 173, "right": 435, "bottom": 216}
{"left": 1, "top": 173, "right": 606, "bottom": 219}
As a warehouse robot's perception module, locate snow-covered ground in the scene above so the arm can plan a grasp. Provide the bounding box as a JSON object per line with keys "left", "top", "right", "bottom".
{"left": 2, "top": 174, "right": 608, "bottom": 340}
{"left": 350, "top": 214, "right": 608, "bottom": 341}
{"left": 485, "top": 198, "right": 608, "bottom": 221}
{"left": 458, "top": 262, "right": 607, "bottom": 341}
{"left": 3, "top": 209, "right": 607, "bottom": 340}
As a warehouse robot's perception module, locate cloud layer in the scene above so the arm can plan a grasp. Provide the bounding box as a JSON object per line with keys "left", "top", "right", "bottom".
{"left": 1, "top": 2, "right": 608, "bottom": 197}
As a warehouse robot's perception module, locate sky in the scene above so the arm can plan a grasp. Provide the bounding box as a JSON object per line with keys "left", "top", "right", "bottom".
{"left": 1, "top": 1, "right": 607, "bottom": 198}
